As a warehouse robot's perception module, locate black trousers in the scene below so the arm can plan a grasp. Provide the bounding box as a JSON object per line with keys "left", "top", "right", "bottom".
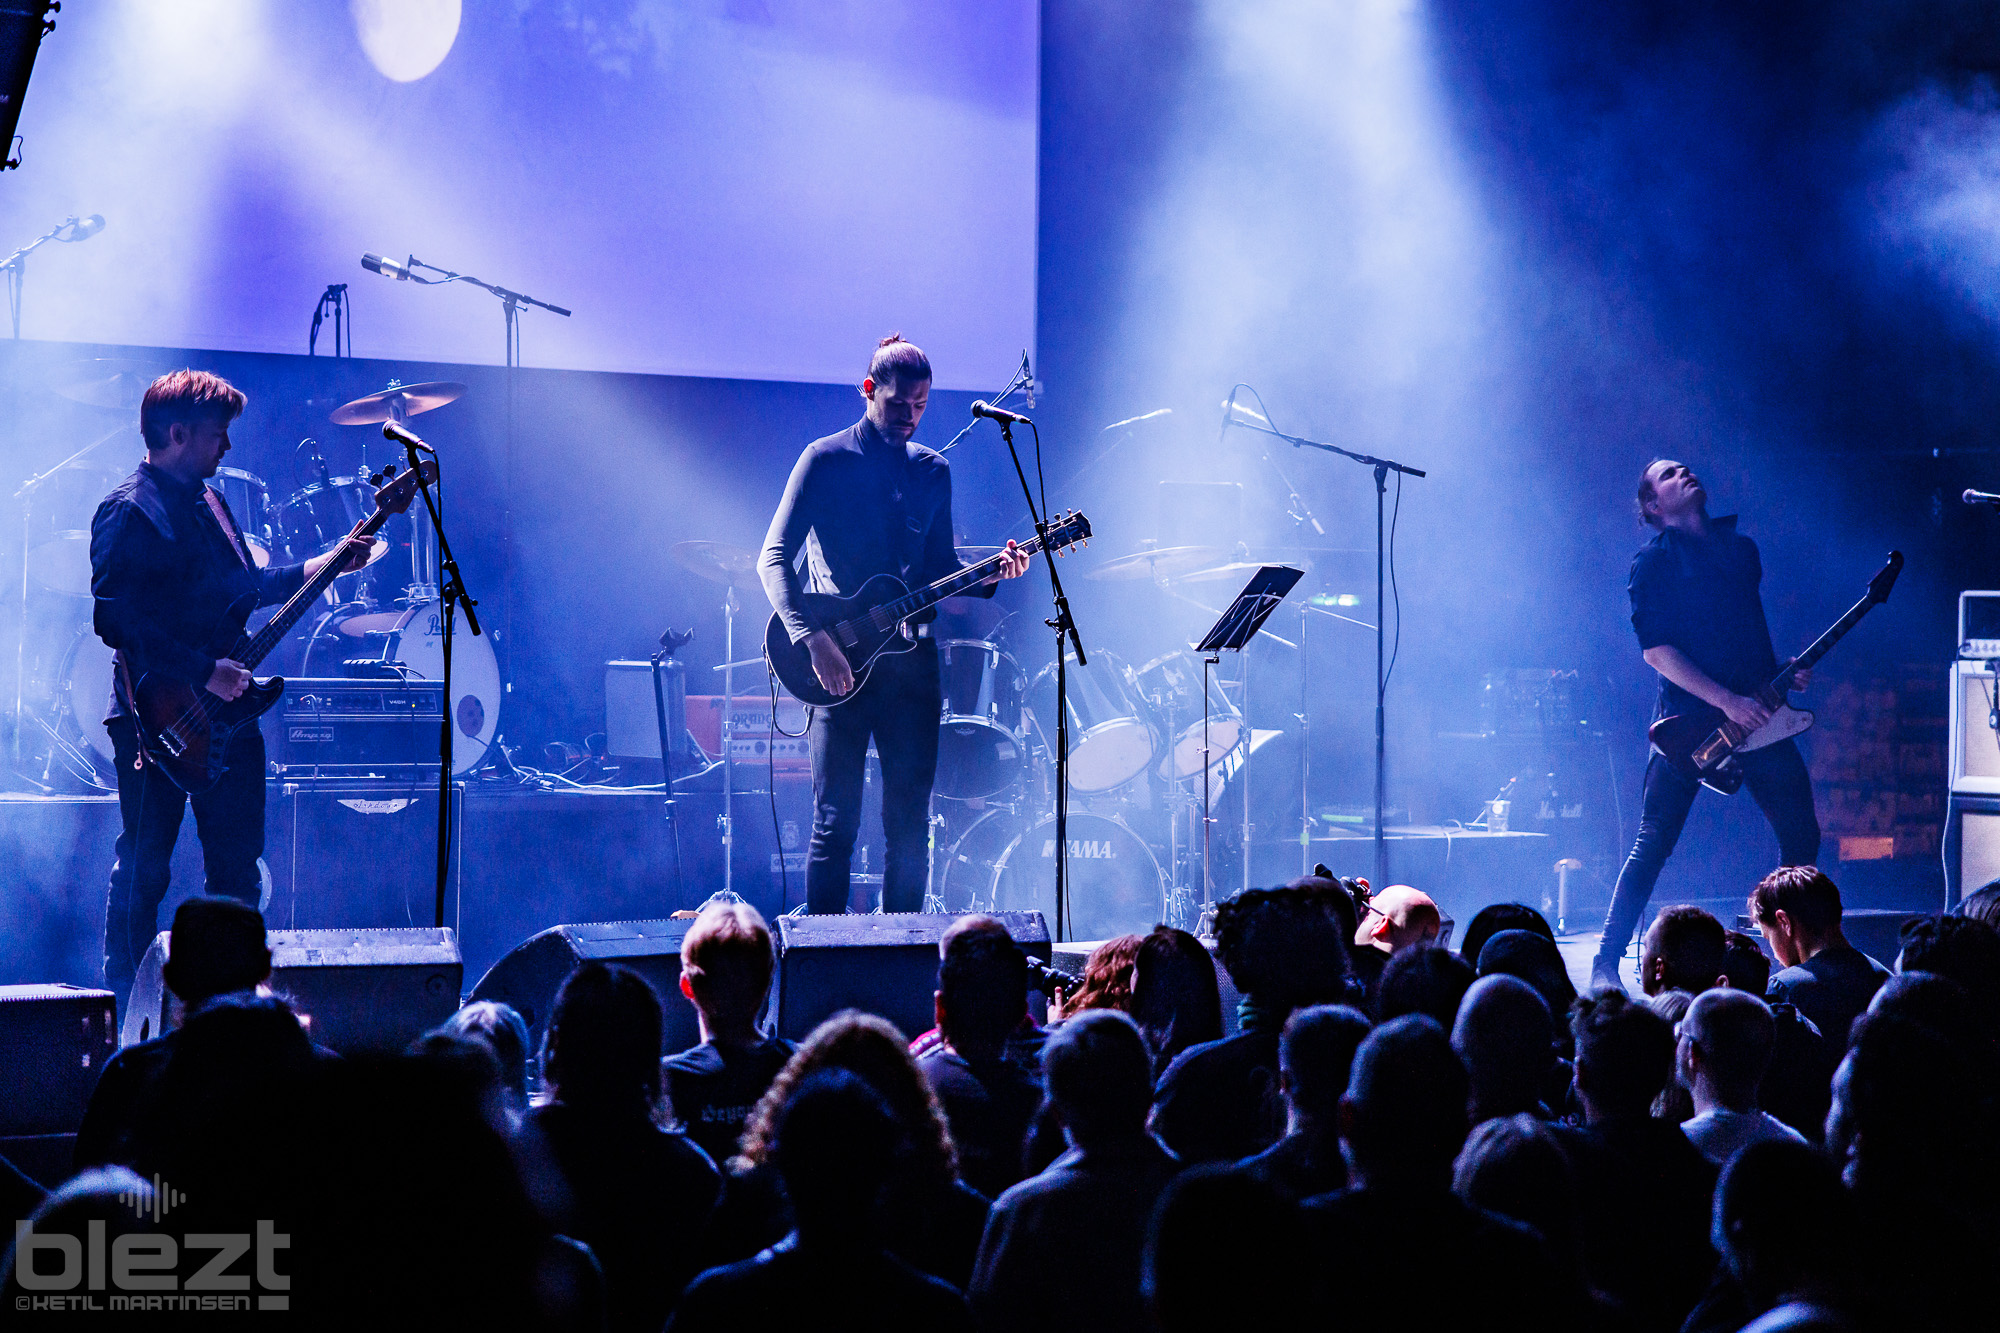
{"left": 1595, "top": 738, "right": 1820, "bottom": 967}
{"left": 104, "top": 716, "right": 266, "bottom": 1003}
{"left": 806, "top": 640, "right": 940, "bottom": 914}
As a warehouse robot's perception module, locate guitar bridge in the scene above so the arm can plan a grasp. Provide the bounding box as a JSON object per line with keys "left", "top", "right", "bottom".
{"left": 160, "top": 731, "right": 186, "bottom": 757}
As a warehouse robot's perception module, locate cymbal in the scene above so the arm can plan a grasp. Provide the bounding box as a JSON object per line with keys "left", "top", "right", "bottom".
{"left": 671, "top": 540, "right": 765, "bottom": 592}
{"left": 1172, "top": 561, "right": 1272, "bottom": 585}
{"left": 329, "top": 381, "right": 467, "bottom": 425}
{"left": 51, "top": 360, "right": 161, "bottom": 411}
{"left": 1086, "top": 545, "right": 1229, "bottom": 582}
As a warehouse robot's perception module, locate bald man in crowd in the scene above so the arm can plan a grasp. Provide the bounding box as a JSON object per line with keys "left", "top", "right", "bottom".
{"left": 1351, "top": 885, "right": 1442, "bottom": 1007}
{"left": 1677, "top": 988, "right": 1804, "bottom": 1166}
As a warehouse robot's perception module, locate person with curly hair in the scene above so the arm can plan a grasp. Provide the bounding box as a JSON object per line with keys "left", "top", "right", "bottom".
{"left": 1151, "top": 881, "right": 1360, "bottom": 1164}
{"left": 709, "top": 1010, "right": 990, "bottom": 1292}
{"left": 1052, "top": 933, "right": 1142, "bottom": 1021}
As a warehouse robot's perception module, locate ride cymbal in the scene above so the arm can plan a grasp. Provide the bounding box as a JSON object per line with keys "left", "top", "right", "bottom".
{"left": 329, "top": 381, "right": 467, "bottom": 425}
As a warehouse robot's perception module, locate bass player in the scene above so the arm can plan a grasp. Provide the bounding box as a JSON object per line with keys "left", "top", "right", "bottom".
{"left": 92, "top": 370, "right": 369, "bottom": 1011}
{"left": 1591, "top": 459, "right": 1819, "bottom": 991}
{"left": 758, "top": 336, "right": 1029, "bottom": 915}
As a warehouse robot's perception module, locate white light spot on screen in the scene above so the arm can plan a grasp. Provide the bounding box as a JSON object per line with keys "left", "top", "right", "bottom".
{"left": 352, "top": 0, "right": 461, "bottom": 83}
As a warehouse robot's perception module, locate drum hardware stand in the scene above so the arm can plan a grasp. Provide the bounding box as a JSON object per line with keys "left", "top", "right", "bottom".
{"left": 650, "top": 626, "right": 693, "bottom": 901}
{"left": 384, "top": 421, "right": 483, "bottom": 930}
{"left": 7, "top": 423, "right": 126, "bottom": 777}
{"left": 1220, "top": 391, "right": 1423, "bottom": 887}
{"left": 308, "top": 283, "right": 350, "bottom": 357}
{"left": 985, "top": 412, "right": 1088, "bottom": 942}
{"left": 1189, "top": 567, "right": 1305, "bottom": 934}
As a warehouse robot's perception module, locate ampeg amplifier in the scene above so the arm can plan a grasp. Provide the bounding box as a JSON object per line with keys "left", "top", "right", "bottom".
{"left": 273, "top": 677, "right": 442, "bottom": 774}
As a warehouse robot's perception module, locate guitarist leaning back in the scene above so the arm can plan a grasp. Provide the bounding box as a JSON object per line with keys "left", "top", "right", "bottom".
{"left": 1591, "top": 459, "right": 1820, "bottom": 991}
{"left": 91, "top": 371, "right": 368, "bottom": 1013}
{"left": 758, "top": 336, "right": 1029, "bottom": 916}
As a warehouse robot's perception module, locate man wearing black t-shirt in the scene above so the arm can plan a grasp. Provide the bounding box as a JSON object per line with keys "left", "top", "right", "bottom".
{"left": 663, "top": 900, "right": 795, "bottom": 1165}
{"left": 1592, "top": 461, "right": 1820, "bottom": 992}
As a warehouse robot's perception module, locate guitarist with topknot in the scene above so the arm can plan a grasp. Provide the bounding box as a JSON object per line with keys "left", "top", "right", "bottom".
{"left": 1591, "top": 459, "right": 1820, "bottom": 991}
{"left": 759, "top": 336, "right": 1029, "bottom": 915}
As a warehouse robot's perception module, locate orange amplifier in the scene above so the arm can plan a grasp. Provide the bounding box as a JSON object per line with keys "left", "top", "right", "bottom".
{"left": 686, "top": 694, "right": 812, "bottom": 770}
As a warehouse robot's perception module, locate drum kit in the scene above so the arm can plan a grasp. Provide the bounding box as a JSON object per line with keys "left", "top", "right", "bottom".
{"left": 666, "top": 532, "right": 1284, "bottom": 939}
{"left": 9, "top": 362, "right": 501, "bottom": 787}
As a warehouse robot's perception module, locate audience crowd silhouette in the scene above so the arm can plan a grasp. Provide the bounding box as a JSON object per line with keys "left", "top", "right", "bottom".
{"left": 7, "top": 864, "right": 1999, "bottom": 1331}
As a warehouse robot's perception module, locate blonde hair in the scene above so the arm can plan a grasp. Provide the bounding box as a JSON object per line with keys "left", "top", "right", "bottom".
{"left": 733, "top": 1010, "right": 959, "bottom": 1186}
{"left": 681, "top": 900, "right": 774, "bottom": 1018}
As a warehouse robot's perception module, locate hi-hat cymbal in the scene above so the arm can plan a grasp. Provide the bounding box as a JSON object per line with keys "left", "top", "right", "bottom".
{"left": 329, "top": 381, "right": 467, "bottom": 425}
{"left": 1087, "top": 545, "right": 1229, "bottom": 582}
{"left": 671, "top": 540, "right": 765, "bottom": 592}
{"left": 51, "top": 360, "right": 162, "bottom": 411}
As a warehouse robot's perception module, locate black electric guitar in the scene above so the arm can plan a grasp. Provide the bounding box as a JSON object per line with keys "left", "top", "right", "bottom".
{"left": 766, "top": 510, "right": 1092, "bottom": 708}
{"left": 1649, "top": 550, "right": 1903, "bottom": 795}
{"left": 133, "top": 460, "right": 437, "bottom": 793}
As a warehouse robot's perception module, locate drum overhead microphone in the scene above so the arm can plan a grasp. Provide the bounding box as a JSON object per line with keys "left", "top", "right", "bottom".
{"left": 361, "top": 252, "right": 414, "bottom": 281}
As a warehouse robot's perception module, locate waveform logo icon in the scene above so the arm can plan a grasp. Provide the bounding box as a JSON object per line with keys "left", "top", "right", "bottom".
{"left": 118, "top": 1173, "right": 186, "bottom": 1223}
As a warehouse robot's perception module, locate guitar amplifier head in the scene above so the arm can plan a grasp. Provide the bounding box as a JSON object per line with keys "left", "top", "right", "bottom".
{"left": 1960, "top": 591, "right": 2000, "bottom": 660}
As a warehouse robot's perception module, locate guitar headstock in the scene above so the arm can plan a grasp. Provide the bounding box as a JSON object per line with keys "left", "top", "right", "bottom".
{"left": 1866, "top": 550, "right": 1904, "bottom": 604}
{"left": 372, "top": 458, "right": 441, "bottom": 517}
{"left": 1045, "top": 509, "right": 1092, "bottom": 556}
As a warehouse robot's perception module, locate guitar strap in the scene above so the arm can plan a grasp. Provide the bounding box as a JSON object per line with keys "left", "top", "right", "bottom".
{"left": 200, "top": 486, "right": 254, "bottom": 571}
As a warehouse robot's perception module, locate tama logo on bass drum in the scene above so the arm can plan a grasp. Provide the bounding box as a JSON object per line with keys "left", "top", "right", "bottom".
{"left": 1041, "top": 838, "right": 1117, "bottom": 860}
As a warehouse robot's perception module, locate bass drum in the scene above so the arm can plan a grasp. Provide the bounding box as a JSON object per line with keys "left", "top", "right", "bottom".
{"left": 55, "top": 626, "right": 118, "bottom": 783}
{"left": 302, "top": 601, "right": 500, "bottom": 774}
{"left": 939, "top": 810, "right": 1165, "bottom": 942}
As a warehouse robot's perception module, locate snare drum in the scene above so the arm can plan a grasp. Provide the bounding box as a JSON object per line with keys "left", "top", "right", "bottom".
{"left": 1133, "top": 650, "right": 1245, "bottom": 781}
{"left": 278, "top": 475, "right": 372, "bottom": 560}
{"left": 302, "top": 600, "right": 501, "bottom": 774}
{"left": 935, "top": 639, "right": 1027, "bottom": 800}
{"left": 1029, "top": 649, "right": 1156, "bottom": 793}
{"left": 212, "top": 467, "right": 275, "bottom": 567}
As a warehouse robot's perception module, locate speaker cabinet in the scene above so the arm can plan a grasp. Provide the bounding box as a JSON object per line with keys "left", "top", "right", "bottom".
{"left": 772, "top": 911, "right": 1051, "bottom": 1042}
{"left": 1946, "top": 793, "right": 2000, "bottom": 906}
{"left": 0, "top": 984, "right": 118, "bottom": 1135}
{"left": 467, "top": 919, "right": 703, "bottom": 1062}
{"left": 124, "top": 927, "right": 462, "bottom": 1054}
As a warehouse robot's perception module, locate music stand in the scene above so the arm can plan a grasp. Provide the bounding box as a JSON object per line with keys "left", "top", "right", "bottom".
{"left": 1192, "top": 566, "right": 1302, "bottom": 931}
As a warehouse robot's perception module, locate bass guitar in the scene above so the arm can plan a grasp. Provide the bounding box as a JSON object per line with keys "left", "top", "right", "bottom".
{"left": 1649, "top": 550, "right": 1903, "bottom": 795}
{"left": 133, "top": 460, "right": 438, "bottom": 793}
{"left": 766, "top": 510, "right": 1092, "bottom": 709}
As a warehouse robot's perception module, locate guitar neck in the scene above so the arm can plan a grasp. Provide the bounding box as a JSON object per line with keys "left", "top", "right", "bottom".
{"left": 863, "top": 534, "right": 1046, "bottom": 628}
{"left": 1762, "top": 587, "right": 1884, "bottom": 696}
{"left": 236, "top": 511, "right": 388, "bottom": 670}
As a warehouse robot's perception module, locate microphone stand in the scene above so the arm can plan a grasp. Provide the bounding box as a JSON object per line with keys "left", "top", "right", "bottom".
{"left": 308, "top": 284, "right": 350, "bottom": 357}
{"left": 989, "top": 414, "right": 1086, "bottom": 941}
{"left": 1222, "top": 407, "right": 1423, "bottom": 889}
{"left": 391, "top": 429, "right": 484, "bottom": 930}
{"left": 2, "top": 215, "right": 100, "bottom": 339}
{"left": 382, "top": 254, "right": 570, "bottom": 695}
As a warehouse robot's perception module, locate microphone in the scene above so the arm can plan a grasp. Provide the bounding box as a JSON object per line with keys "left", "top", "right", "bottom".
{"left": 1220, "top": 396, "right": 1273, "bottom": 428}
{"left": 382, "top": 420, "right": 435, "bottom": 454}
{"left": 1965, "top": 489, "right": 2000, "bottom": 507}
{"left": 362, "top": 253, "right": 414, "bottom": 281}
{"left": 1102, "top": 408, "right": 1171, "bottom": 432}
{"left": 59, "top": 215, "right": 105, "bottom": 243}
{"left": 971, "top": 400, "right": 1031, "bottom": 426}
